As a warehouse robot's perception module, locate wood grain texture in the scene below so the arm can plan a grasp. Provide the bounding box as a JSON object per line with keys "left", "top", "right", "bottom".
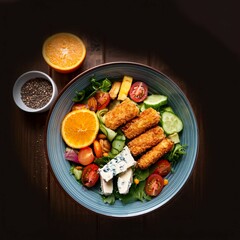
{"left": 2, "top": 1, "right": 240, "bottom": 240}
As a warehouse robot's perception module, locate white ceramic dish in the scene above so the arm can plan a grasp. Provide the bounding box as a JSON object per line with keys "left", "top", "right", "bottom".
{"left": 13, "top": 70, "right": 58, "bottom": 113}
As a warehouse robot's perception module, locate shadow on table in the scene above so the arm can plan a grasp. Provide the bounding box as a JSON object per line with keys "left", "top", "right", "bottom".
{"left": 2, "top": 0, "right": 239, "bottom": 240}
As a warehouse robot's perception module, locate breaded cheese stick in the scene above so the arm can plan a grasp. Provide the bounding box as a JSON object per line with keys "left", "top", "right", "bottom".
{"left": 127, "top": 126, "right": 165, "bottom": 156}
{"left": 104, "top": 98, "right": 139, "bottom": 130}
{"left": 137, "top": 138, "right": 174, "bottom": 169}
{"left": 122, "top": 107, "right": 160, "bottom": 139}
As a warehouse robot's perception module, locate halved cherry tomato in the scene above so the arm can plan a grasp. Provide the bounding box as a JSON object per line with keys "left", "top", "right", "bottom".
{"left": 87, "top": 96, "right": 98, "bottom": 112}
{"left": 71, "top": 103, "right": 88, "bottom": 111}
{"left": 81, "top": 163, "right": 99, "bottom": 188}
{"left": 78, "top": 147, "right": 95, "bottom": 165}
{"left": 94, "top": 91, "right": 111, "bottom": 110}
{"left": 153, "top": 159, "right": 171, "bottom": 177}
{"left": 145, "top": 173, "right": 164, "bottom": 197}
{"left": 129, "top": 81, "right": 148, "bottom": 102}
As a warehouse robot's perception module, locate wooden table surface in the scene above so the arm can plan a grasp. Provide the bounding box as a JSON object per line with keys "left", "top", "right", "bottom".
{"left": 1, "top": 1, "right": 239, "bottom": 240}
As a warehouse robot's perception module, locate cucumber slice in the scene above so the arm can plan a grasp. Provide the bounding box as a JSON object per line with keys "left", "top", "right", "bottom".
{"left": 99, "top": 124, "right": 117, "bottom": 142}
{"left": 111, "top": 140, "right": 125, "bottom": 155}
{"left": 163, "top": 106, "right": 174, "bottom": 113}
{"left": 96, "top": 108, "right": 108, "bottom": 124}
{"left": 161, "top": 111, "right": 183, "bottom": 135}
{"left": 167, "top": 132, "right": 180, "bottom": 144}
{"left": 110, "top": 133, "right": 126, "bottom": 156}
{"left": 138, "top": 102, "right": 146, "bottom": 112}
{"left": 144, "top": 94, "right": 167, "bottom": 109}
{"left": 73, "top": 168, "right": 82, "bottom": 180}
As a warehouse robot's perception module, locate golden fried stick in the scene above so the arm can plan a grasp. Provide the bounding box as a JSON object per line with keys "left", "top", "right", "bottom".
{"left": 104, "top": 98, "right": 139, "bottom": 130}
{"left": 127, "top": 126, "right": 165, "bottom": 156}
{"left": 122, "top": 107, "right": 160, "bottom": 139}
{"left": 137, "top": 138, "right": 174, "bottom": 169}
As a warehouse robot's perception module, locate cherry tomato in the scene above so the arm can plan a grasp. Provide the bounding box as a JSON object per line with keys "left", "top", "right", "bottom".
{"left": 145, "top": 173, "right": 164, "bottom": 197}
{"left": 153, "top": 159, "right": 171, "bottom": 177}
{"left": 129, "top": 81, "right": 148, "bottom": 102}
{"left": 78, "top": 147, "right": 95, "bottom": 165}
{"left": 94, "top": 91, "right": 111, "bottom": 110}
{"left": 81, "top": 163, "right": 99, "bottom": 188}
{"left": 71, "top": 103, "right": 88, "bottom": 111}
{"left": 87, "top": 96, "right": 98, "bottom": 112}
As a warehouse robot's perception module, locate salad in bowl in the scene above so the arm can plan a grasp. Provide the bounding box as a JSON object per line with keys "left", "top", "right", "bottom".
{"left": 62, "top": 75, "right": 186, "bottom": 205}
{"left": 45, "top": 62, "right": 198, "bottom": 217}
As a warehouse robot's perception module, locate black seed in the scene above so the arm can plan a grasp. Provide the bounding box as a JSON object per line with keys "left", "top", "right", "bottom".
{"left": 20, "top": 78, "right": 53, "bottom": 109}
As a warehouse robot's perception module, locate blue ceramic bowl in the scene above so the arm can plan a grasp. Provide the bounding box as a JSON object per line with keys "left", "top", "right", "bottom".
{"left": 45, "top": 61, "right": 199, "bottom": 217}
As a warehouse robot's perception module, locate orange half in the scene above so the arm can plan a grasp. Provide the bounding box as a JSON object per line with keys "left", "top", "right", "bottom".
{"left": 42, "top": 32, "right": 86, "bottom": 73}
{"left": 61, "top": 109, "right": 99, "bottom": 149}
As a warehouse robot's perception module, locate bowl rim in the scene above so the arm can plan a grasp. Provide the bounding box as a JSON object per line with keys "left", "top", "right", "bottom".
{"left": 44, "top": 61, "right": 199, "bottom": 217}
{"left": 12, "top": 70, "right": 58, "bottom": 113}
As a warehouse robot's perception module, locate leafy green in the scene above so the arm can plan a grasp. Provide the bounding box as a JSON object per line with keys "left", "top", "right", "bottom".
{"left": 133, "top": 168, "right": 150, "bottom": 181}
{"left": 102, "top": 193, "right": 116, "bottom": 205}
{"left": 133, "top": 181, "right": 151, "bottom": 202}
{"left": 101, "top": 175, "right": 151, "bottom": 205}
{"left": 72, "top": 77, "right": 112, "bottom": 102}
{"left": 72, "top": 90, "right": 85, "bottom": 102}
{"left": 70, "top": 165, "right": 82, "bottom": 182}
{"left": 91, "top": 77, "right": 112, "bottom": 92}
{"left": 94, "top": 156, "right": 111, "bottom": 168}
{"left": 70, "top": 165, "right": 75, "bottom": 174}
{"left": 165, "top": 143, "right": 187, "bottom": 168}
{"left": 117, "top": 181, "right": 151, "bottom": 204}
{"left": 117, "top": 171, "right": 151, "bottom": 204}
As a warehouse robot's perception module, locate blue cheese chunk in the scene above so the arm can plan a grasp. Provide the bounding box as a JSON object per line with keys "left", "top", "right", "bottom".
{"left": 117, "top": 167, "right": 133, "bottom": 194}
{"left": 98, "top": 146, "right": 136, "bottom": 182}
{"left": 100, "top": 175, "right": 113, "bottom": 196}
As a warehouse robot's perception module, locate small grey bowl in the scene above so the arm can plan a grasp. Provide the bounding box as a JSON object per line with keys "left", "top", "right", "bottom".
{"left": 13, "top": 70, "right": 58, "bottom": 113}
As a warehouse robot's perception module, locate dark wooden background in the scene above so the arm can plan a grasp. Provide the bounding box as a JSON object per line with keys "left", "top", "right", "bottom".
{"left": 1, "top": 0, "right": 239, "bottom": 239}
